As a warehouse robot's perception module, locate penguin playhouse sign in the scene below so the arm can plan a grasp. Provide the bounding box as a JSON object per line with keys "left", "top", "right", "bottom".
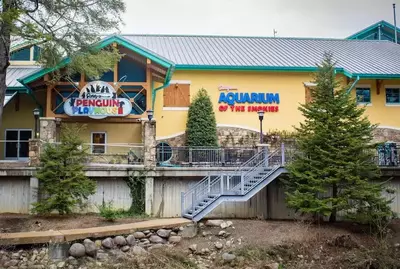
{"left": 64, "top": 81, "right": 132, "bottom": 119}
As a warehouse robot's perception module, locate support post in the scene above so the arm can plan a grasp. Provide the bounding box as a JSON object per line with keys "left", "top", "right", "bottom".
{"left": 220, "top": 176, "right": 224, "bottom": 194}
{"left": 241, "top": 172, "right": 244, "bottom": 195}
{"left": 189, "top": 148, "right": 193, "bottom": 164}
{"left": 192, "top": 192, "right": 195, "bottom": 213}
{"left": 207, "top": 176, "right": 211, "bottom": 193}
{"left": 142, "top": 119, "right": 156, "bottom": 216}
{"left": 181, "top": 192, "right": 184, "bottom": 213}
{"left": 281, "top": 142, "right": 285, "bottom": 166}
{"left": 221, "top": 148, "right": 225, "bottom": 166}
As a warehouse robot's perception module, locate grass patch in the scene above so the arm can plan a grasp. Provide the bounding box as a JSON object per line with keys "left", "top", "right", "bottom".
{"left": 97, "top": 201, "right": 149, "bottom": 222}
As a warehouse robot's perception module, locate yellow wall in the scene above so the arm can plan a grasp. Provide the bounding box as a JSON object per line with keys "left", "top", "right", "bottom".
{"left": 154, "top": 71, "right": 315, "bottom": 138}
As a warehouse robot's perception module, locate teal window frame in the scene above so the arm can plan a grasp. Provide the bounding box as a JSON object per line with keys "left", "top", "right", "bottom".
{"left": 356, "top": 87, "right": 371, "bottom": 104}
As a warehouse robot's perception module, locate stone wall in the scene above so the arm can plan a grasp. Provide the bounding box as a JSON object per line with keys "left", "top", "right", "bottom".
{"left": 373, "top": 127, "right": 400, "bottom": 143}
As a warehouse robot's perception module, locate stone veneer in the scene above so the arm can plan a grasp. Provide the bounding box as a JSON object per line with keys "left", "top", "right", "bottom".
{"left": 373, "top": 127, "right": 400, "bottom": 143}
{"left": 39, "top": 117, "right": 57, "bottom": 143}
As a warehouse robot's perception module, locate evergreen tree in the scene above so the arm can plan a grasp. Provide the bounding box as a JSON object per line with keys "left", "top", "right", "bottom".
{"left": 285, "top": 52, "right": 393, "bottom": 224}
{"left": 186, "top": 88, "right": 218, "bottom": 147}
{"left": 32, "top": 124, "right": 96, "bottom": 215}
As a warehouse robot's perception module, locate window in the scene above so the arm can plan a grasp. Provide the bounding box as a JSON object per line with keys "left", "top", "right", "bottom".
{"left": 156, "top": 142, "right": 172, "bottom": 163}
{"left": 356, "top": 88, "right": 371, "bottom": 104}
{"left": 163, "top": 81, "right": 190, "bottom": 108}
{"left": 386, "top": 88, "right": 400, "bottom": 104}
{"left": 4, "top": 129, "right": 32, "bottom": 160}
{"left": 91, "top": 132, "right": 106, "bottom": 154}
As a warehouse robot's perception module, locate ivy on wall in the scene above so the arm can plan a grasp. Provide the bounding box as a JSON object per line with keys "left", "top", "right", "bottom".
{"left": 124, "top": 170, "right": 146, "bottom": 215}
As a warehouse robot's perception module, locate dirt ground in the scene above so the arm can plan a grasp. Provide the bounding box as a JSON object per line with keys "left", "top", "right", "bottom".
{"left": 0, "top": 213, "right": 149, "bottom": 233}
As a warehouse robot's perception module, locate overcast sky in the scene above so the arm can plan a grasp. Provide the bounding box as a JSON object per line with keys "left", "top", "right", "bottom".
{"left": 121, "top": 0, "right": 398, "bottom": 38}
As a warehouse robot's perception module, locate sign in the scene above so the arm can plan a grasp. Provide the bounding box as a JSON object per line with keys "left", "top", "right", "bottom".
{"left": 218, "top": 92, "right": 280, "bottom": 113}
{"left": 64, "top": 81, "right": 132, "bottom": 119}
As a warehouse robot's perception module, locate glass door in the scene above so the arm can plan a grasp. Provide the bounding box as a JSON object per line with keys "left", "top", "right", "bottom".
{"left": 5, "top": 130, "right": 32, "bottom": 160}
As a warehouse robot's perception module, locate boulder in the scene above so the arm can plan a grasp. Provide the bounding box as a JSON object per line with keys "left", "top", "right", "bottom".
{"left": 168, "top": 236, "right": 182, "bottom": 244}
{"left": 156, "top": 229, "right": 171, "bottom": 238}
{"left": 214, "top": 242, "right": 223, "bottom": 250}
{"left": 131, "top": 246, "right": 147, "bottom": 256}
{"left": 133, "top": 232, "right": 146, "bottom": 239}
{"left": 226, "top": 221, "right": 233, "bottom": 227}
{"left": 205, "top": 220, "right": 224, "bottom": 227}
{"left": 83, "top": 239, "right": 97, "bottom": 257}
{"left": 149, "top": 235, "right": 165, "bottom": 244}
{"left": 188, "top": 244, "right": 197, "bottom": 252}
{"left": 220, "top": 222, "right": 229, "bottom": 229}
{"left": 126, "top": 235, "right": 136, "bottom": 246}
{"left": 96, "top": 252, "right": 108, "bottom": 261}
{"left": 121, "top": 246, "right": 130, "bottom": 252}
{"left": 113, "top": 236, "right": 127, "bottom": 246}
{"left": 222, "top": 253, "right": 236, "bottom": 262}
{"left": 101, "top": 238, "right": 114, "bottom": 249}
{"left": 69, "top": 243, "right": 86, "bottom": 258}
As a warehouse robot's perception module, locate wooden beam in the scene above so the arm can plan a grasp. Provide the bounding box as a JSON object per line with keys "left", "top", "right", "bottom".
{"left": 79, "top": 73, "right": 85, "bottom": 89}
{"left": 376, "top": 79, "right": 382, "bottom": 95}
{"left": 54, "top": 81, "right": 79, "bottom": 86}
{"left": 46, "top": 85, "right": 55, "bottom": 117}
{"left": 106, "top": 82, "right": 147, "bottom": 87}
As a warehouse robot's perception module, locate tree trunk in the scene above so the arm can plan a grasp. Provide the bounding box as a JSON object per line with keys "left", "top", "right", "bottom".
{"left": 329, "top": 183, "right": 338, "bottom": 222}
{"left": 0, "top": 0, "right": 12, "bottom": 131}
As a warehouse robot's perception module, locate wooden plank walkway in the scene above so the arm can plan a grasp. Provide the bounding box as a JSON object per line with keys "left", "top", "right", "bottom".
{"left": 0, "top": 218, "right": 192, "bottom": 246}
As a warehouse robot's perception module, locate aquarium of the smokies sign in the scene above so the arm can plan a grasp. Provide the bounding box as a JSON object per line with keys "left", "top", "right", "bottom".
{"left": 218, "top": 88, "right": 280, "bottom": 113}
{"left": 64, "top": 81, "right": 132, "bottom": 119}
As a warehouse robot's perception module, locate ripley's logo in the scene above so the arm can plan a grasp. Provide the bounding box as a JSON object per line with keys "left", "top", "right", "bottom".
{"left": 63, "top": 81, "right": 132, "bottom": 119}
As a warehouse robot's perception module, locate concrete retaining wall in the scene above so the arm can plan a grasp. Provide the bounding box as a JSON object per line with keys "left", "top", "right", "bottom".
{"left": 0, "top": 177, "right": 30, "bottom": 213}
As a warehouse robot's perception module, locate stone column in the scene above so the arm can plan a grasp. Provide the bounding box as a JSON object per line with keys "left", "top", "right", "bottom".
{"left": 28, "top": 139, "right": 41, "bottom": 167}
{"left": 142, "top": 119, "right": 156, "bottom": 216}
{"left": 40, "top": 117, "right": 57, "bottom": 143}
{"left": 29, "top": 177, "right": 38, "bottom": 213}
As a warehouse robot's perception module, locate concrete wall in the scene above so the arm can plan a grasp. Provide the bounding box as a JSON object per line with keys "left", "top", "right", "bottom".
{"left": 152, "top": 177, "right": 268, "bottom": 219}
{"left": 0, "top": 177, "right": 30, "bottom": 213}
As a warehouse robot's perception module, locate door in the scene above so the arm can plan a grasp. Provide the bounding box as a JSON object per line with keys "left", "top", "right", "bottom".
{"left": 5, "top": 130, "right": 32, "bottom": 160}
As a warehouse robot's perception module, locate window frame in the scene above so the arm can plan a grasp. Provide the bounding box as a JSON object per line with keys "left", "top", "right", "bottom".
{"left": 4, "top": 129, "right": 32, "bottom": 160}
{"left": 385, "top": 85, "right": 400, "bottom": 106}
{"left": 91, "top": 132, "right": 107, "bottom": 154}
{"left": 355, "top": 86, "right": 372, "bottom": 105}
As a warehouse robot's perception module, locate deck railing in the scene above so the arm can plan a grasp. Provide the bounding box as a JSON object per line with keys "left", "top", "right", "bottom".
{"left": 156, "top": 146, "right": 258, "bottom": 167}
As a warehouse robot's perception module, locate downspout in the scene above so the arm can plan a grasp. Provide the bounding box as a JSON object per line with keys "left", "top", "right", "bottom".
{"left": 151, "top": 66, "right": 174, "bottom": 109}
{"left": 346, "top": 76, "right": 360, "bottom": 94}
{"left": 18, "top": 80, "right": 44, "bottom": 116}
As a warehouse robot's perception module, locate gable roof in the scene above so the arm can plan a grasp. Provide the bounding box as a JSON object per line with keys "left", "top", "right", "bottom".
{"left": 123, "top": 34, "right": 400, "bottom": 78}
{"left": 7, "top": 66, "right": 40, "bottom": 89}
{"left": 347, "top": 20, "right": 400, "bottom": 41}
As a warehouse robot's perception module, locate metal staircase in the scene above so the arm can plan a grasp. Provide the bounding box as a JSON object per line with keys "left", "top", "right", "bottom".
{"left": 181, "top": 146, "right": 287, "bottom": 222}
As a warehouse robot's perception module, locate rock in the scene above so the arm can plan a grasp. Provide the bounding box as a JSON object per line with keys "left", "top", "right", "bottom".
{"left": 140, "top": 239, "right": 150, "bottom": 244}
{"left": 297, "top": 254, "right": 304, "bottom": 259}
{"left": 189, "top": 244, "right": 197, "bottom": 252}
{"left": 202, "top": 231, "right": 212, "bottom": 237}
{"left": 67, "top": 256, "right": 78, "bottom": 266}
{"left": 83, "top": 239, "right": 97, "bottom": 257}
{"left": 133, "top": 232, "right": 146, "bottom": 239}
{"left": 180, "top": 224, "right": 197, "bottom": 238}
{"left": 214, "top": 242, "right": 223, "bottom": 250}
{"left": 157, "top": 229, "right": 171, "bottom": 238}
{"left": 226, "top": 221, "right": 233, "bottom": 227}
{"left": 149, "top": 235, "right": 165, "bottom": 244}
{"left": 69, "top": 243, "right": 86, "bottom": 258}
{"left": 131, "top": 246, "right": 147, "bottom": 256}
{"left": 218, "top": 231, "right": 227, "bottom": 237}
{"left": 126, "top": 235, "right": 136, "bottom": 246}
{"left": 4, "top": 260, "right": 19, "bottom": 267}
{"left": 142, "top": 230, "right": 150, "bottom": 235}
{"left": 205, "top": 220, "right": 224, "bottom": 227}
{"left": 226, "top": 241, "right": 232, "bottom": 247}
{"left": 121, "top": 246, "right": 130, "bottom": 252}
{"left": 170, "top": 231, "right": 177, "bottom": 236}
{"left": 198, "top": 223, "right": 205, "bottom": 229}
{"left": 222, "top": 253, "right": 236, "bottom": 262}
{"left": 168, "top": 236, "right": 182, "bottom": 244}
{"left": 30, "top": 254, "right": 37, "bottom": 262}
{"left": 220, "top": 222, "right": 229, "bottom": 229}
{"left": 148, "top": 244, "right": 166, "bottom": 251}
{"left": 265, "top": 263, "right": 279, "bottom": 269}
{"left": 200, "top": 248, "right": 210, "bottom": 255}
{"left": 113, "top": 236, "right": 127, "bottom": 246}
{"left": 101, "top": 238, "right": 114, "bottom": 249}
{"left": 57, "top": 261, "right": 66, "bottom": 268}
{"left": 96, "top": 252, "right": 108, "bottom": 261}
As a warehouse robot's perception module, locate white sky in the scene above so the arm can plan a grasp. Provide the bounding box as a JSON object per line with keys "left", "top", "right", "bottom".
{"left": 121, "top": 0, "right": 399, "bottom": 38}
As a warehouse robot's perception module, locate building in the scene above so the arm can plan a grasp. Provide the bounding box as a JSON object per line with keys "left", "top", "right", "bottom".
{"left": 2, "top": 22, "right": 400, "bottom": 220}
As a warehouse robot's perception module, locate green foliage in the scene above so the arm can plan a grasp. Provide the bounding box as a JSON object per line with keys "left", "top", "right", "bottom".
{"left": 124, "top": 171, "right": 146, "bottom": 215}
{"left": 97, "top": 201, "right": 119, "bottom": 222}
{"left": 2, "top": 0, "right": 126, "bottom": 78}
{"left": 32, "top": 124, "right": 96, "bottom": 215}
{"left": 284, "top": 52, "right": 393, "bottom": 225}
{"left": 186, "top": 88, "right": 218, "bottom": 147}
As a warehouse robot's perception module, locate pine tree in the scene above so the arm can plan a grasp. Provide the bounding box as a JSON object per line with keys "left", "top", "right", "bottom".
{"left": 285, "top": 52, "right": 393, "bottom": 224}
{"left": 32, "top": 124, "right": 96, "bottom": 215}
{"left": 186, "top": 88, "right": 218, "bottom": 147}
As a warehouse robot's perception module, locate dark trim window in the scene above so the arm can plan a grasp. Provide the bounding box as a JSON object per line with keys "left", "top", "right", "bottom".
{"left": 386, "top": 88, "right": 400, "bottom": 104}
{"left": 91, "top": 132, "right": 106, "bottom": 154}
{"left": 356, "top": 88, "right": 371, "bottom": 104}
{"left": 156, "top": 142, "right": 172, "bottom": 163}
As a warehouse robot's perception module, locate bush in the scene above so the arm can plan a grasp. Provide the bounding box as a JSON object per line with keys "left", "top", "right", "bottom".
{"left": 97, "top": 201, "right": 120, "bottom": 222}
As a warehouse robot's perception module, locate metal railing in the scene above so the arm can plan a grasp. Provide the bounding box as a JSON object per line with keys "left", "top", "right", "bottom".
{"left": 156, "top": 146, "right": 258, "bottom": 167}
{"left": 181, "top": 146, "right": 285, "bottom": 215}
{"left": 43, "top": 142, "right": 144, "bottom": 165}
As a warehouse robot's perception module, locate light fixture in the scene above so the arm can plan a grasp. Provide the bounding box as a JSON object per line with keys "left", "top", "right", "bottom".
{"left": 257, "top": 110, "right": 265, "bottom": 144}
{"left": 147, "top": 110, "right": 154, "bottom": 121}
{"left": 33, "top": 108, "right": 40, "bottom": 138}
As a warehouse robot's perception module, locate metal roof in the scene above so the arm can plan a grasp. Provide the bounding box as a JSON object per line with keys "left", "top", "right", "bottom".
{"left": 122, "top": 35, "right": 400, "bottom": 76}
{"left": 7, "top": 66, "right": 40, "bottom": 88}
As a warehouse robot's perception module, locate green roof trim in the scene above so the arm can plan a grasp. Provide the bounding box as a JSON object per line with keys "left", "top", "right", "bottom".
{"left": 347, "top": 20, "right": 400, "bottom": 40}
{"left": 17, "top": 35, "right": 175, "bottom": 85}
